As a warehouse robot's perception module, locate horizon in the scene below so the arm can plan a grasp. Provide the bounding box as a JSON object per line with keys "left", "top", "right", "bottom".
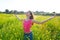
{"left": 0, "top": 0, "right": 60, "bottom": 13}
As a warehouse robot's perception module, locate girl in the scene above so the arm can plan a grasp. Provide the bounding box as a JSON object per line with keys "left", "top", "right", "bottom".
{"left": 14, "top": 11, "right": 56, "bottom": 40}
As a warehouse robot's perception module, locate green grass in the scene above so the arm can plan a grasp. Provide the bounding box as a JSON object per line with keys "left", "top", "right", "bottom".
{"left": 0, "top": 14, "right": 60, "bottom": 40}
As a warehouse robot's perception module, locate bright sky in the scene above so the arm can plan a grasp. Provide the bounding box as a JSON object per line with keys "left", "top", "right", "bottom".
{"left": 0, "top": 0, "right": 60, "bottom": 13}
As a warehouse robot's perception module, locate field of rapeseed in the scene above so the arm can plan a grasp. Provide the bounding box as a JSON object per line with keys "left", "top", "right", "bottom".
{"left": 0, "top": 13, "right": 60, "bottom": 40}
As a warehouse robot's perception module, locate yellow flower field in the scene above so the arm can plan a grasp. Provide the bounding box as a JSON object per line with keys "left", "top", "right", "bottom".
{"left": 0, "top": 14, "right": 60, "bottom": 40}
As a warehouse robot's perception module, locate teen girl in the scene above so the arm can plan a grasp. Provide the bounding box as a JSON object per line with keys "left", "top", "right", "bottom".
{"left": 14, "top": 11, "right": 56, "bottom": 40}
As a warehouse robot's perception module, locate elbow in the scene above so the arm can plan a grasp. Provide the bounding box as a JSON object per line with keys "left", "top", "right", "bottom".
{"left": 39, "top": 22, "right": 45, "bottom": 24}
{"left": 37, "top": 22, "right": 43, "bottom": 24}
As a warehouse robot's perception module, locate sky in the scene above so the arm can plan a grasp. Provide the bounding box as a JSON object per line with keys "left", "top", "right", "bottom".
{"left": 0, "top": 0, "right": 60, "bottom": 13}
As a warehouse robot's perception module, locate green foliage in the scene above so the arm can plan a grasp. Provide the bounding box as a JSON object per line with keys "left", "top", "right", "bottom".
{"left": 0, "top": 14, "right": 60, "bottom": 40}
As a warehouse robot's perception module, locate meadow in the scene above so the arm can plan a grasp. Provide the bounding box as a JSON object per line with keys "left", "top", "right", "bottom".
{"left": 0, "top": 13, "right": 60, "bottom": 40}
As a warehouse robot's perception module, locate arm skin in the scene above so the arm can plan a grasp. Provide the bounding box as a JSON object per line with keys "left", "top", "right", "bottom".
{"left": 33, "top": 13, "right": 56, "bottom": 24}
{"left": 14, "top": 14, "right": 24, "bottom": 21}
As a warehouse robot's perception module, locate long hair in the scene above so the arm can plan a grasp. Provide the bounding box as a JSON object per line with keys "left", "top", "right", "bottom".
{"left": 28, "top": 11, "right": 34, "bottom": 25}
{"left": 28, "top": 11, "right": 34, "bottom": 19}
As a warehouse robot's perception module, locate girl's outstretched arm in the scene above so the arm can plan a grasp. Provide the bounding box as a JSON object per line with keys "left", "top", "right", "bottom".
{"left": 14, "top": 14, "right": 24, "bottom": 21}
{"left": 33, "top": 13, "right": 56, "bottom": 24}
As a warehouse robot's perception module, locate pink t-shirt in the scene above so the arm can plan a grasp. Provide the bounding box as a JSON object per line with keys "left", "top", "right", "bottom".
{"left": 23, "top": 19, "right": 32, "bottom": 33}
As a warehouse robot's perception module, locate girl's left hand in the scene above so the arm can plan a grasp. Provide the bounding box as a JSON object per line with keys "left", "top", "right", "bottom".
{"left": 51, "top": 13, "right": 56, "bottom": 18}
{"left": 53, "top": 13, "right": 56, "bottom": 17}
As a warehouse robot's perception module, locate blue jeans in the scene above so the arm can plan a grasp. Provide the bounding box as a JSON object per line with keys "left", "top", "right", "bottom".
{"left": 24, "top": 32, "right": 33, "bottom": 40}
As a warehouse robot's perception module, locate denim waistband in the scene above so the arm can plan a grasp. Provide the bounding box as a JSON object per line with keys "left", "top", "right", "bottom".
{"left": 24, "top": 32, "right": 32, "bottom": 34}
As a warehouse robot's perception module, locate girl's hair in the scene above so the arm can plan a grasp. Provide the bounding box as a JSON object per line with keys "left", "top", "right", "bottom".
{"left": 28, "top": 11, "right": 34, "bottom": 25}
{"left": 28, "top": 11, "right": 34, "bottom": 19}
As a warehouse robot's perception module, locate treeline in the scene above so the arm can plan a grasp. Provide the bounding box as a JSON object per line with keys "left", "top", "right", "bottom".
{"left": 0, "top": 9, "right": 24, "bottom": 14}
{"left": 0, "top": 9, "right": 60, "bottom": 16}
{"left": 34, "top": 11, "right": 60, "bottom": 16}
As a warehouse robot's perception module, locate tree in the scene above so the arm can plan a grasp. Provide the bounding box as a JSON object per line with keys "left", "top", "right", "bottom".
{"left": 35, "top": 11, "right": 39, "bottom": 14}
{"left": 5, "top": 9, "right": 9, "bottom": 13}
{"left": 52, "top": 12, "right": 56, "bottom": 13}
{"left": 19, "top": 11, "right": 24, "bottom": 13}
{"left": 14, "top": 10, "right": 18, "bottom": 14}
{"left": 9, "top": 10, "right": 13, "bottom": 13}
{"left": 0, "top": 11, "right": 1, "bottom": 13}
